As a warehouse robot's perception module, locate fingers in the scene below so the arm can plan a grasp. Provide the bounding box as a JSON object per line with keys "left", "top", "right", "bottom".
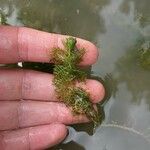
{"left": 0, "top": 124, "right": 67, "bottom": 150}
{"left": 0, "top": 101, "right": 88, "bottom": 131}
{"left": 0, "top": 25, "right": 99, "bottom": 65}
{"left": 0, "top": 69, "right": 105, "bottom": 103}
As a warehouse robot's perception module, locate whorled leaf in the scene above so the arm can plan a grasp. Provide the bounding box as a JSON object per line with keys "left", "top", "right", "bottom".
{"left": 52, "top": 37, "right": 101, "bottom": 128}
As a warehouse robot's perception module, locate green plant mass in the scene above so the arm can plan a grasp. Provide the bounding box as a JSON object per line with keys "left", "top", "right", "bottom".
{"left": 0, "top": 10, "right": 7, "bottom": 25}
{"left": 138, "top": 41, "right": 150, "bottom": 70}
{"left": 52, "top": 37, "right": 100, "bottom": 128}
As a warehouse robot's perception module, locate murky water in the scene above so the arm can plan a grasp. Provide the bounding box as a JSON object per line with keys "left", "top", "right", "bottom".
{"left": 0, "top": 0, "right": 150, "bottom": 149}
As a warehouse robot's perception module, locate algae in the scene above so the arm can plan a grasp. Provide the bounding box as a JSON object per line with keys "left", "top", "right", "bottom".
{"left": 52, "top": 37, "right": 101, "bottom": 128}
{"left": 0, "top": 10, "right": 7, "bottom": 25}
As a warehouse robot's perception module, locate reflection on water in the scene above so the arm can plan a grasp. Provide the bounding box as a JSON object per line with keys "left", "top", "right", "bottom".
{"left": 62, "top": 125, "right": 150, "bottom": 150}
{"left": 120, "top": 0, "right": 150, "bottom": 27}
{"left": 0, "top": 0, "right": 109, "bottom": 40}
{"left": 0, "top": 0, "right": 150, "bottom": 149}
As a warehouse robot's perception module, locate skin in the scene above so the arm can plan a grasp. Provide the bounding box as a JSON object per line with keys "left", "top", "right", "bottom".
{"left": 0, "top": 26, "right": 105, "bottom": 150}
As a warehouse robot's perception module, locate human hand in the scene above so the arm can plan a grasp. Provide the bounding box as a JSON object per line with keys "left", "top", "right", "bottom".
{"left": 0, "top": 26, "right": 105, "bottom": 150}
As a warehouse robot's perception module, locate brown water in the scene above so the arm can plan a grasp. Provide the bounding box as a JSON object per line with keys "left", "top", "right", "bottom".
{"left": 0, "top": 0, "right": 150, "bottom": 150}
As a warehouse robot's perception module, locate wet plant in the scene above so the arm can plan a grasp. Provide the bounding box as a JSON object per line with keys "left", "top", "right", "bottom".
{"left": 52, "top": 37, "right": 101, "bottom": 128}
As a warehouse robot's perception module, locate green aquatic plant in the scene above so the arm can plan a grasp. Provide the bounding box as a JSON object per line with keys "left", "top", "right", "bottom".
{"left": 0, "top": 10, "right": 7, "bottom": 25}
{"left": 138, "top": 41, "right": 150, "bottom": 70}
{"left": 52, "top": 37, "right": 100, "bottom": 128}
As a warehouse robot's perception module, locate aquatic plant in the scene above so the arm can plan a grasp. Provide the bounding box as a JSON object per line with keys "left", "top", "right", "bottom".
{"left": 0, "top": 10, "right": 7, "bottom": 25}
{"left": 138, "top": 41, "right": 150, "bottom": 70}
{"left": 52, "top": 37, "right": 101, "bottom": 128}
{"left": 115, "top": 39, "right": 150, "bottom": 106}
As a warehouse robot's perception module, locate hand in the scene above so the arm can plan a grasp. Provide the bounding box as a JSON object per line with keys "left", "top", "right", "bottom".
{"left": 0, "top": 26, "right": 105, "bottom": 150}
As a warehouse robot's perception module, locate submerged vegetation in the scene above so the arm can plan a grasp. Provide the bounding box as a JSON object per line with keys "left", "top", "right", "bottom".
{"left": 115, "top": 39, "right": 150, "bottom": 105}
{"left": 138, "top": 41, "right": 150, "bottom": 70}
{"left": 52, "top": 37, "right": 101, "bottom": 128}
{"left": 0, "top": 10, "right": 7, "bottom": 25}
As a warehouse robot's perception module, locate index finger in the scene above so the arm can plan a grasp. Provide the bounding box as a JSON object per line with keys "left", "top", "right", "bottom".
{"left": 0, "top": 26, "right": 99, "bottom": 65}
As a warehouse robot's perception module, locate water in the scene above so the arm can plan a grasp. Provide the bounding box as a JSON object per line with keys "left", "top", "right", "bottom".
{"left": 0, "top": 0, "right": 150, "bottom": 149}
